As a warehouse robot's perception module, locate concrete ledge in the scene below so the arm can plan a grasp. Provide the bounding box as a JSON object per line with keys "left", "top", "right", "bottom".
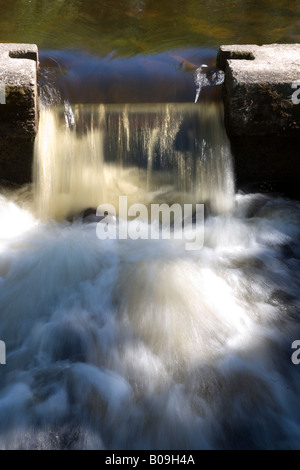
{"left": 0, "top": 43, "right": 38, "bottom": 184}
{"left": 217, "top": 44, "right": 300, "bottom": 188}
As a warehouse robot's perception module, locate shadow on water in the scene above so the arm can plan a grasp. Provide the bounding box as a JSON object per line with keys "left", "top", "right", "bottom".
{"left": 1, "top": 0, "right": 300, "bottom": 55}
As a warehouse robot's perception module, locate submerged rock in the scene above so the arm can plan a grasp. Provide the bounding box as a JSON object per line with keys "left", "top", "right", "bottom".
{"left": 80, "top": 207, "right": 104, "bottom": 224}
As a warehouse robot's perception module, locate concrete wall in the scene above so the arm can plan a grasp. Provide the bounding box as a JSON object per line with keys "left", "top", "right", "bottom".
{"left": 217, "top": 44, "right": 300, "bottom": 194}
{"left": 0, "top": 43, "right": 38, "bottom": 185}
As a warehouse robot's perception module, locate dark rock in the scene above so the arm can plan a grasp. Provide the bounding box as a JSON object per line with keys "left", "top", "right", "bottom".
{"left": 81, "top": 207, "right": 97, "bottom": 218}
{"left": 80, "top": 207, "right": 106, "bottom": 224}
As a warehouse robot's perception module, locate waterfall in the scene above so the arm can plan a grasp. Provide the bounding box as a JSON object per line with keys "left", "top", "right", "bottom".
{"left": 33, "top": 102, "right": 234, "bottom": 220}
{"left": 1, "top": 91, "right": 300, "bottom": 451}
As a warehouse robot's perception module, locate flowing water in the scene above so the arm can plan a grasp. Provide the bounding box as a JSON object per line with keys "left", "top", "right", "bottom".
{"left": 33, "top": 102, "right": 233, "bottom": 220}
{"left": 0, "top": 93, "right": 300, "bottom": 449}
{"left": 1, "top": 0, "right": 300, "bottom": 451}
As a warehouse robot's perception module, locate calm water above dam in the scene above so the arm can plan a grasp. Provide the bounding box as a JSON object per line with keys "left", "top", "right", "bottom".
{"left": 0, "top": 0, "right": 300, "bottom": 450}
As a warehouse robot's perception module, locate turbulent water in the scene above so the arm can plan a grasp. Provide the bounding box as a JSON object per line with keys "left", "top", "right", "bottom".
{"left": 0, "top": 101, "right": 300, "bottom": 450}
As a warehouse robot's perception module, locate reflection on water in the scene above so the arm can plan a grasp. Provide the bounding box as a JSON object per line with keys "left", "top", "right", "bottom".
{"left": 0, "top": 0, "right": 300, "bottom": 55}
{"left": 38, "top": 49, "right": 220, "bottom": 104}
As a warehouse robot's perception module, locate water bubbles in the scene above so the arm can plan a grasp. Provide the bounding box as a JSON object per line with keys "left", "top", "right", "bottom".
{"left": 194, "top": 64, "right": 225, "bottom": 103}
{"left": 64, "top": 101, "right": 75, "bottom": 129}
